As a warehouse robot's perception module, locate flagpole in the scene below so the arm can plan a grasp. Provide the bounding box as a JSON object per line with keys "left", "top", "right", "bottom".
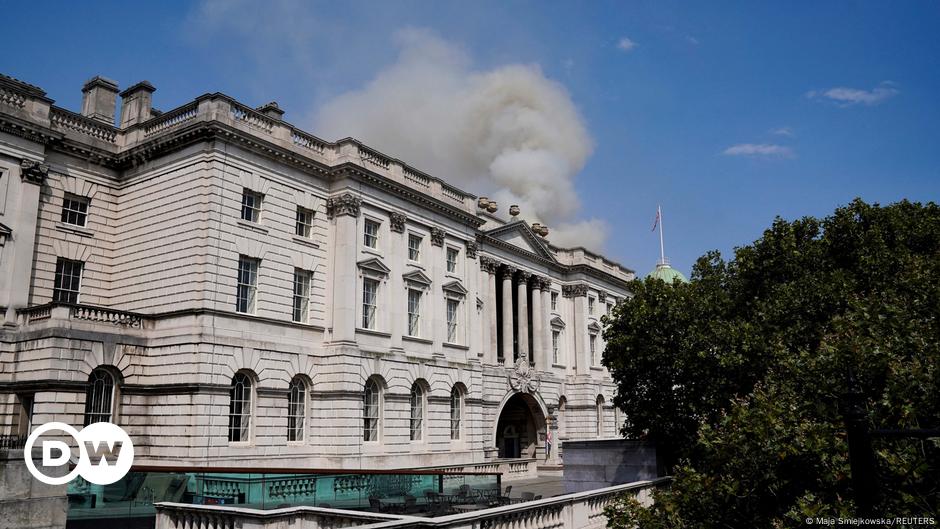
{"left": 658, "top": 205, "right": 666, "bottom": 265}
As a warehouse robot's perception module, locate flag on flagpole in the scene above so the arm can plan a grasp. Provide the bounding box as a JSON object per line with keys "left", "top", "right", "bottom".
{"left": 651, "top": 206, "right": 660, "bottom": 232}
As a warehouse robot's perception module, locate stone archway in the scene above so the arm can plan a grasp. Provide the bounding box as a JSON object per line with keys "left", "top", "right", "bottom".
{"left": 494, "top": 392, "right": 547, "bottom": 459}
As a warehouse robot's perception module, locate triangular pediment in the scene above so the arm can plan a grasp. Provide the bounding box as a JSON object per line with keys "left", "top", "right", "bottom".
{"left": 403, "top": 269, "right": 432, "bottom": 286}
{"left": 550, "top": 316, "right": 566, "bottom": 329}
{"left": 442, "top": 280, "right": 468, "bottom": 297}
{"left": 0, "top": 222, "right": 10, "bottom": 236}
{"left": 482, "top": 221, "right": 556, "bottom": 262}
{"left": 588, "top": 321, "right": 602, "bottom": 333}
{"left": 357, "top": 257, "right": 390, "bottom": 275}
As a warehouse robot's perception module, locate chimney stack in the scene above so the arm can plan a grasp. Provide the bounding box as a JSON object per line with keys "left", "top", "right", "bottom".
{"left": 256, "top": 102, "right": 285, "bottom": 120}
{"left": 80, "top": 76, "right": 119, "bottom": 125}
{"left": 119, "top": 81, "right": 156, "bottom": 128}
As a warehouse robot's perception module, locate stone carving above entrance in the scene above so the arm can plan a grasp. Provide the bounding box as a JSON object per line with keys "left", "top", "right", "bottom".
{"left": 508, "top": 357, "right": 541, "bottom": 394}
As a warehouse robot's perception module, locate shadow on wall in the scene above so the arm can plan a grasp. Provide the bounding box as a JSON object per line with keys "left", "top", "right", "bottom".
{"left": 561, "top": 439, "right": 661, "bottom": 494}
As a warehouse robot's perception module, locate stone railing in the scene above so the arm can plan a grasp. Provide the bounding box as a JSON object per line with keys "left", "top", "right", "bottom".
{"left": 155, "top": 503, "right": 404, "bottom": 529}
{"left": 358, "top": 146, "right": 391, "bottom": 170}
{"left": 0, "top": 85, "right": 27, "bottom": 109}
{"left": 430, "top": 459, "right": 536, "bottom": 481}
{"left": 49, "top": 107, "right": 118, "bottom": 143}
{"left": 17, "top": 302, "right": 147, "bottom": 329}
{"left": 155, "top": 478, "right": 670, "bottom": 529}
{"left": 230, "top": 101, "right": 276, "bottom": 134}
{"left": 143, "top": 101, "right": 199, "bottom": 137}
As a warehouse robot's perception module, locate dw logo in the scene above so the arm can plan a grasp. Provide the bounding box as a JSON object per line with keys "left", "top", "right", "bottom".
{"left": 24, "top": 422, "right": 134, "bottom": 486}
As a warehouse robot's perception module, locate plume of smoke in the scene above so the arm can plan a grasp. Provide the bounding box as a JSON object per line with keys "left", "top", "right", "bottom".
{"left": 315, "top": 29, "right": 608, "bottom": 250}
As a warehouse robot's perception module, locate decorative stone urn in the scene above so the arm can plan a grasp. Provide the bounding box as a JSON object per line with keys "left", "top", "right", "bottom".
{"left": 509, "top": 204, "right": 520, "bottom": 217}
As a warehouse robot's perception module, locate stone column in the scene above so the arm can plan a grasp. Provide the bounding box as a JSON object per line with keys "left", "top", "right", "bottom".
{"left": 541, "top": 279, "right": 553, "bottom": 371}
{"left": 481, "top": 257, "right": 499, "bottom": 365}
{"left": 327, "top": 193, "right": 362, "bottom": 344}
{"left": 3, "top": 161, "right": 47, "bottom": 325}
{"left": 531, "top": 277, "right": 543, "bottom": 369}
{"left": 389, "top": 212, "right": 407, "bottom": 352}
{"left": 564, "top": 284, "right": 590, "bottom": 375}
{"left": 500, "top": 265, "right": 516, "bottom": 364}
{"left": 516, "top": 271, "right": 530, "bottom": 362}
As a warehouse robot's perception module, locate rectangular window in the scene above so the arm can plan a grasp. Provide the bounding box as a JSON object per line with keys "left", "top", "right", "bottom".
{"left": 295, "top": 207, "right": 314, "bottom": 237}
{"left": 362, "top": 278, "right": 378, "bottom": 329}
{"left": 408, "top": 233, "right": 422, "bottom": 261}
{"left": 241, "top": 189, "right": 263, "bottom": 222}
{"left": 60, "top": 193, "right": 89, "bottom": 227}
{"left": 590, "top": 334, "right": 598, "bottom": 365}
{"left": 551, "top": 292, "right": 558, "bottom": 311}
{"left": 53, "top": 258, "right": 83, "bottom": 303}
{"left": 588, "top": 296, "right": 596, "bottom": 315}
{"left": 446, "top": 247, "right": 458, "bottom": 273}
{"left": 407, "top": 289, "right": 422, "bottom": 336}
{"left": 236, "top": 256, "right": 259, "bottom": 313}
{"left": 607, "top": 303, "right": 613, "bottom": 316}
{"left": 552, "top": 330, "right": 560, "bottom": 364}
{"left": 364, "top": 219, "right": 380, "bottom": 249}
{"left": 292, "top": 269, "right": 312, "bottom": 323}
{"left": 446, "top": 298, "right": 460, "bottom": 343}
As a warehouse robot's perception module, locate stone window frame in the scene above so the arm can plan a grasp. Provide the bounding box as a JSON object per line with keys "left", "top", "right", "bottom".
{"left": 292, "top": 268, "right": 312, "bottom": 323}
{"left": 287, "top": 375, "right": 308, "bottom": 443}
{"left": 410, "top": 380, "right": 429, "bottom": 442}
{"left": 236, "top": 256, "right": 260, "bottom": 314}
{"left": 363, "top": 376, "right": 385, "bottom": 443}
{"left": 240, "top": 188, "right": 264, "bottom": 223}
{"left": 61, "top": 192, "right": 90, "bottom": 227}
{"left": 595, "top": 395, "right": 606, "bottom": 438}
{"left": 83, "top": 367, "right": 119, "bottom": 426}
{"left": 445, "top": 246, "right": 460, "bottom": 275}
{"left": 295, "top": 206, "right": 315, "bottom": 238}
{"left": 407, "top": 287, "right": 422, "bottom": 337}
{"left": 228, "top": 370, "right": 256, "bottom": 445}
{"left": 449, "top": 384, "right": 465, "bottom": 441}
{"left": 363, "top": 217, "right": 381, "bottom": 250}
{"left": 53, "top": 257, "right": 84, "bottom": 304}
{"left": 550, "top": 291, "right": 559, "bottom": 312}
{"left": 407, "top": 232, "right": 423, "bottom": 263}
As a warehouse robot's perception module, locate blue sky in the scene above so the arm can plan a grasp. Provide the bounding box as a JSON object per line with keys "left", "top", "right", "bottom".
{"left": 3, "top": 1, "right": 938, "bottom": 276}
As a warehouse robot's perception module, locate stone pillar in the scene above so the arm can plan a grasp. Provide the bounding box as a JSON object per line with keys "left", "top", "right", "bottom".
{"left": 564, "top": 284, "right": 590, "bottom": 375}
{"left": 3, "top": 160, "right": 46, "bottom": 325}
{"left": 516, "top": 271, "right": 530, "bottom": 362}
{"left": 500, "top": 265, "right": 516, "bottom": 364}
{"left": 541, "top": 279, "right": 553, "bottom": 371}
{"left": 389, "top": 213, "right": 406, "bottom": 352}
{"left": 481, "top": 257, "right": 499, "bottom": 364}
{"left": 531, "top": 277, "right": 543, "bottom": 369}
{"left": 328, "top": 193, "right": 362, "bottom": 344}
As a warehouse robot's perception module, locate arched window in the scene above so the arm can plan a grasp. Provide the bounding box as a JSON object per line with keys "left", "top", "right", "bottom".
{"left": 84, "top": 368, "right": 116, "bottom": 425}
{"left": 363, "top": 378, "right": 381, "bottom": 442}
{"left": 228, "top": 372, "right": 253, "bottom": 443}
{"left": 450, "top": 385, "right": 463, "bottom": 440}
{"left": 410, "top": 382, "right": 426, "bottom": 441}
{"left": 596, "top": 395, "right": 605, "bottom": 437}
{"left": 287, "top": 376, "right": 307, "bottom": 442}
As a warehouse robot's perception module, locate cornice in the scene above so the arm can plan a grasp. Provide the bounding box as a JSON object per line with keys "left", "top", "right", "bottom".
{"left": 0, "top": 114, "right": 61, "bottom": 145}
{"left": 333, "top": 163, "right": 485, "bottom": 230}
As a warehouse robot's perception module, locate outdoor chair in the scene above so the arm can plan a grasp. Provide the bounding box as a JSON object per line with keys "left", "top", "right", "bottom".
{"left": 533, "top": 495, "right": 542, "bottom": 500}
{"left": 368, "top": 496, "right": 385, "bottom": 512}
{"left": 520, "top": 491, "right": 535, "bottom": 502}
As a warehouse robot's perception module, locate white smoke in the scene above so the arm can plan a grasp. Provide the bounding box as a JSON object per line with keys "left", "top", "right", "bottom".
{"left": 315, "top": 29, "right": 607, "bottom": 250}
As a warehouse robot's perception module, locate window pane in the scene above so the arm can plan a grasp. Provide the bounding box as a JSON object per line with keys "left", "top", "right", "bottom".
{"left": 446, "top": 299, "right": 459, "bottom": 343}
{"left": 450, "top": 388, "right": 461, "bottom": 440}
{"left": 61, "top": 194, "right": 89, "bottom": 227}
{"left": 293, "top": 269, "right": 311, "bottom": 322}
{"left": 446, "top": 248, "right": 458, "bottom": 273}
{"left": 364, "top": 220, "right": 379, "bottom": 248}
{"left": 407, "top": 289, "right": 421, "bottom": 336}
{"left": 83, "top": 369, "right": 114, "bottom": 425}
{"left": 241, "top": 189, "right": 262, "bottom": 222}
{"left": 362, "top": 279, "right": 377, "bottom": 328}
{"left": 287, "top": 378, "right": 305, "bottom": 441}
{"left": 53, "top": 258, "right": 83, "bottom": 304}
{"left": 295, "top": 207, "right": 314, "bottom": 237}
{"left": 410, "top": 384, "right": 423, "bottom": 441}
{"left": 237, "top": 257, "right": 259, "bottom": 313}
{"left": 229, "top": 373, "right": 252, "bottom": 442}
{"left": 363, "top": 379, "right": 379, "bottom": 441}
{"left": 408, "top": 234, "right": 421, "bottom": 261}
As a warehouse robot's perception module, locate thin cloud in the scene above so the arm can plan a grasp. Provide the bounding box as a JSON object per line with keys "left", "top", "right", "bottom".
{"left": 807, "top": 81, "right": 899, "bottom": 107}
{"left": 617, "top": 37, "right": 637, "bottom": 52}
{"left": 685, "top": 35, "right": 700, "bottom": 46}
{"left": 722, "top": 143, "right": 794, "bottom": 159}
{"left": 769, "top": 126, "right": 794, "bottom": 137}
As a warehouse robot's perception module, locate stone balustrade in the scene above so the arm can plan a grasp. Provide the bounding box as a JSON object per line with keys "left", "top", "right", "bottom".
{"left": 154, "top": 478, "right": 670, "bottom": 529}
{"left": 49, "top": 107, "right": 118, "bottom": 143}
{"left": 429, "top": 458, "right": 537, "bottom": 481}
{"left": 17, "top": 302, "right": 148, "bottom": 329}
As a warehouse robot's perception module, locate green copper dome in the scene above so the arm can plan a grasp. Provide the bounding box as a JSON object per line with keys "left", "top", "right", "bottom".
{"left": 648, "top": 262, "right": 688, "bottom": 283}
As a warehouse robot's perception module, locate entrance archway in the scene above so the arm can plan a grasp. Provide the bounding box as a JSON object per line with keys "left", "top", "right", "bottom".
{"left": 494, "top": 392, "right": 547, "bottom": 459}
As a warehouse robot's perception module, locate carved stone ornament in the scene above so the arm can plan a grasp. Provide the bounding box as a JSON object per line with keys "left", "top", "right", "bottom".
{"left": 430, "top": 227, "right": 445, "bottom": 247}
{"left": 562, "top": 284, "right": 589, "bottom": 298}
{"left": 500, "top": 265, "right": 518, "bottom": 278}
{"left": 508, "top": 357, "right": 541, "bottom": 394}
{"left": 479, "top": 255, "right": 496, "bottom": 272}
{"left": 517, "top": 270, "right": 532, "bottom": 282}
{"left": 326, "top": 193, "right": 361, "bottom": 218}
{"left": 465, "top": 240, "right": 478, "bottom": 259}
{"left": 598, "top": 292, "right": 607, "bottom": 303}
{"left": 20, "top": 159, "right": 49, "bottom": 185}
{"left": 389, "top": 212, "right": 406, "bottom": 233}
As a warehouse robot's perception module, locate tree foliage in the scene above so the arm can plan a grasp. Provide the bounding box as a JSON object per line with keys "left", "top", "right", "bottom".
{"left": 602, "top": 199, "right": 940, "bottom": 527}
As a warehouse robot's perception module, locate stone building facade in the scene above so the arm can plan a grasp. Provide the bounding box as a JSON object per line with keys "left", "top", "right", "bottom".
{"left": 0, "top": 73, "right": 633, "bottom": 470}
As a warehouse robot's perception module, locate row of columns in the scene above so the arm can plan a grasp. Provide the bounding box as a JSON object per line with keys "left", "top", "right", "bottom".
{"left": 480, "top": 256, "right": 553, "bottom": 370}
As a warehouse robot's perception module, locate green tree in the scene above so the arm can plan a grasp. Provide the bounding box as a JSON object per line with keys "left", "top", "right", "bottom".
{"left": 603, "top": 199, "right": 939, "bottom": 527}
